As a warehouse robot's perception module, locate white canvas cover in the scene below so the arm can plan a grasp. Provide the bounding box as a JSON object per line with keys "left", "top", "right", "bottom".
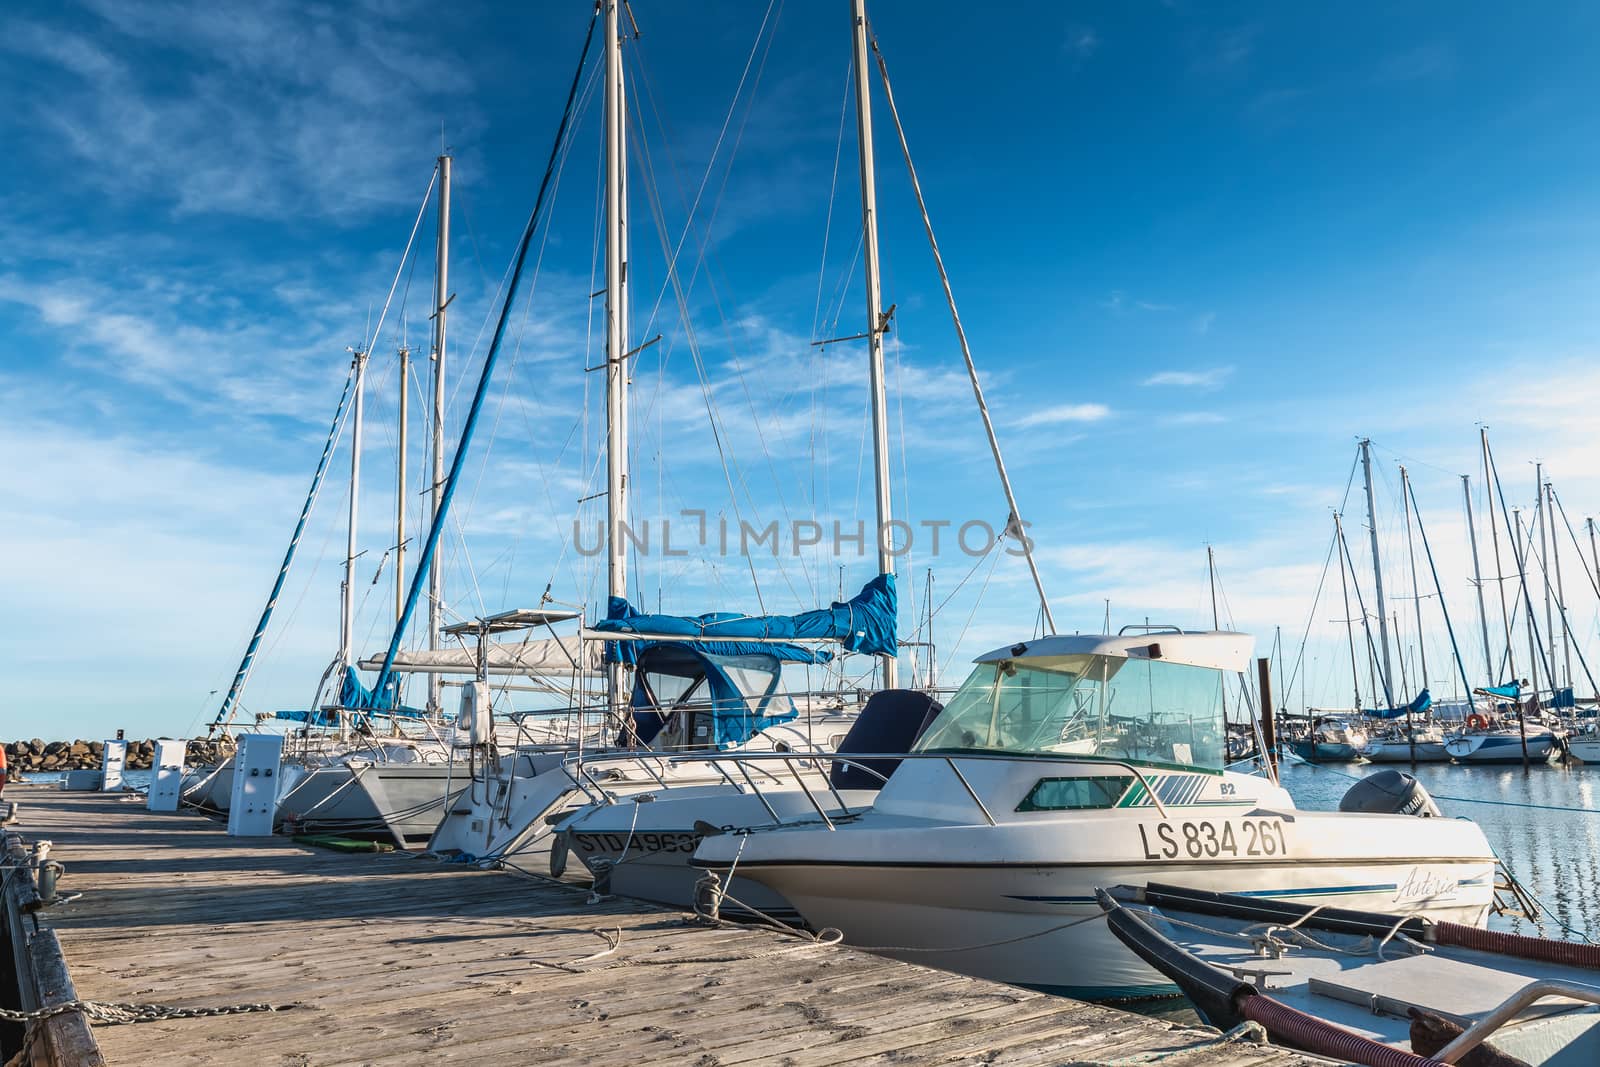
{"left": 358, "top": 635, "right": 601, "bottom": 677}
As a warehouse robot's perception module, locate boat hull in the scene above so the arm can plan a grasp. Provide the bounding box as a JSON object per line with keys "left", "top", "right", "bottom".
{"left": 1290, "top": 741, "right": 1362, "bottom": 762}
{"left": 279, "top": 763, "right": 465, "bottom": 847}
{"left": 1444, "top": 732, "right": 1558, "bottom": 764}
{"left": 1359, "top": 740, "right": 1450, "bottom": 763}
{"left": 563, "top": 785, "right": 877, "bottom": 920}
{"left": 706, "top": 855, "right": 1493, "bottom": 999}
{"left": 1565, "top": 737, "right": 1600, "bottom": 763}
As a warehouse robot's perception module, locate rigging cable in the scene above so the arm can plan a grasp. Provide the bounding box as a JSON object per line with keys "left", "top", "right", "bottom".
{"left": 868, "top": 24, "right": 1056, "bottom": 631}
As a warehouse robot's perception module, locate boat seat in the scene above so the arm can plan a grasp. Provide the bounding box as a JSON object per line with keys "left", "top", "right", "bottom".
{"left": 1308, "top": 953, "right": 1596, "bottom": 1027}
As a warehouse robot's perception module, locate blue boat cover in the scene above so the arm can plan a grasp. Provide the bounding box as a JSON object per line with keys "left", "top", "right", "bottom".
{"left": 1552, "top": 686, "right": 1576, "bottom": 709}
{"left": 275, "top": 667, "right": 424, "bottom": 727}
{"left": 593, "top": 573, "right": 897, "bottom": 660}
{"left": 1478, "top": 683, "right": 1521, "bottom": 699}
{"left": 1364, "top": 688, "right": 1431, "bottom": 719}
{"left": 595, "top": 575, "right": 898, "bottom": 748}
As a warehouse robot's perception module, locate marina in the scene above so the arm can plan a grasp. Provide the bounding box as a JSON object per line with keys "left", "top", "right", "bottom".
{"left": 9, "top": 1, "right": 1600, "bottom": 1064}
{"left": 1, "top": 784, "right": 1323, "bottom": 1066}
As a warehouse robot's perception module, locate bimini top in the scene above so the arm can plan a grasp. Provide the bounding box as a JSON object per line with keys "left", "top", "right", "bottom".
{"left": 974, "top": 630, "right": 1254, "bottom": 674}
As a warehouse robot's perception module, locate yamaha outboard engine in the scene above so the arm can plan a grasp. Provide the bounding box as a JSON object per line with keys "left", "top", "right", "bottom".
{"left": 1338, "top": 769, "right": 1441, "bottom": 817}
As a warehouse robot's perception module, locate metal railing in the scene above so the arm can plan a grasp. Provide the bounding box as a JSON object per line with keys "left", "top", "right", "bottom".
{"left": 641, "top": 749, "right": 1181, "bottom": 831}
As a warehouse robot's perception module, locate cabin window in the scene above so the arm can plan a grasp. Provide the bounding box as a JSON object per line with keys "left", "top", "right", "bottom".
{"left": 1016, "top": 775, "right": 1131, "bottom": 812}
{"left": 914, "top": 654, "right": 1227, "bottom": 771}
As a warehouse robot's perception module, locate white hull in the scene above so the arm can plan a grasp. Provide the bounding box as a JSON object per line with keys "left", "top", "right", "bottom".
{"left": 563, "top": 783, "right": 877, "bottom": 918}
{"left": 279, "top": 763, "right": 465, "bottom": 846}
{"left": 729, "top": 856, "right": 1492, "bottom": 998}
{"left": 1444, "top": 731, "right": 1559, "bottom": 763}
{"left": 1566, "top": 737, "right": 1600, "bottom": 763}
{"left": 1359, "top": 740, "right": 1451, "bottom": 763}
{"left": 695, "top": 758, "right": 1497, "bottom": 999}
{"left": 430, "top": 718, "right": 860, "bottom": 863}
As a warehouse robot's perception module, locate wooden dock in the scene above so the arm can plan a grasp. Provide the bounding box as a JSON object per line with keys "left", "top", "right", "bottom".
{"left": 1, "top": 784, "right": 1326, "bottom": 1065}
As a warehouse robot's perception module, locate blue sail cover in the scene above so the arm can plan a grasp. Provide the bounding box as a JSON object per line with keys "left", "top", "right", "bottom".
{"left": 1478, "top": 683, "right": 1521, "bottom": 700}
{"left": 275, "top": 667, "right": 424, "bottom": 727}
{"left": 594, "top": 573, "right": 897, "bottom": 659}
{"left": 593, "top": 574, "right": 898, "bottom": 747}
{"left": 1364, "top": 688, "right": 1431, "bottom": 720}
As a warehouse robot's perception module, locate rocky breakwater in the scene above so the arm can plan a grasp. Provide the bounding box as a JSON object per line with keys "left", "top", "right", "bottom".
{"left": 4, "top": 737, "right": 236, "bottom": 774}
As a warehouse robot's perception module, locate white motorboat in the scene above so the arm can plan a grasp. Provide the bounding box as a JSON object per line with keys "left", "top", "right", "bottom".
{"left": 552, "top": 689, "right": 940, "bottom": 917}
{"left": 693, "top": 629, "right": 1497, "bottom": 1000}
{"left": 1567, "top": 730, "right": 1600, "bottom": 763}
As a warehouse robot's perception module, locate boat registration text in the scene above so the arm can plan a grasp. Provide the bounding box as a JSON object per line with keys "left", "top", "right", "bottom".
{"left": 1136, "top": 818, "right": 1289, "bottom": 861}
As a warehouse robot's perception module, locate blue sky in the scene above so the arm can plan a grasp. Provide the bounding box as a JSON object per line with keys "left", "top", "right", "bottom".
{"left": 7, "top": 0, "right": 1600, "bottom": 739}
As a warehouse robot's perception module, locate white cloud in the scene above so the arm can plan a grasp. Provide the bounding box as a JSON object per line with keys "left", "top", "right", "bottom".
{"left": 5, "top": 0, "right": 475, "bottom": 220}
{"left": 1142, "top": 366, "right": 1235, "bottom": 389}
{"left": 1164, "top": 411, "right": 1229, "bottom": 426}
{"left": 1015, "top": 403, "right": 1112, "bottom": 428}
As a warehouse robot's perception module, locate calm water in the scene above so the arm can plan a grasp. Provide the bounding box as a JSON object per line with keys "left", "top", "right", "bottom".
{"left": 1280, "top": 759, "right": 1600, "bottom": 941}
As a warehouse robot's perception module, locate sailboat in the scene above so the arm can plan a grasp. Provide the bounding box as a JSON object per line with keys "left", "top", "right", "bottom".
{"left": 419, "top": 1, "right": 904, "bottom": 867}
{"left": 538, "top": 0, "right": 1072, "bottom": 916}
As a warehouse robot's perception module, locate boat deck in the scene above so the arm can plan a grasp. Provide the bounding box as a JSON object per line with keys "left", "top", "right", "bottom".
{"left": 2, "top": 784, "right": 1327, "bottom": 1065}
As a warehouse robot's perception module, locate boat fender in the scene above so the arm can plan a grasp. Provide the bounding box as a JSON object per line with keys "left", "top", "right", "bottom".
{"left": 549, "top": 833, "right": 569, "bottom": 879}
{"left": 1467, "top": 714, "right": 1488, "bottom": 731}
{"left": 1337, "top": 770, "right": 1441, "bottom": 818}
{"left": 1409, "top": 1008, "right": 1533, "bottom": 1067}
{"left": 589, "top": 857, "right": 613, "bottom": 898}
{"left": 0, "top": 745, "right": 7, "bottom": 793}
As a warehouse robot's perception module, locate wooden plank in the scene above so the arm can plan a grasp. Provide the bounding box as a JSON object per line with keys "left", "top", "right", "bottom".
{"left": 27, "top": 930, "right": 106, "bottom": 1067}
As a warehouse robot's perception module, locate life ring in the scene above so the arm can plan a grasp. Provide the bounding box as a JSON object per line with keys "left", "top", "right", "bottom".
{"left": 1467, "top": 713, "right": 1488, "bottom": 731}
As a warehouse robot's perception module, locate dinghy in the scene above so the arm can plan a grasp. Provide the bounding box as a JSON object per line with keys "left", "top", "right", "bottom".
{"left": 1098, "top": 881, "right": 1600, "bottom": 1066}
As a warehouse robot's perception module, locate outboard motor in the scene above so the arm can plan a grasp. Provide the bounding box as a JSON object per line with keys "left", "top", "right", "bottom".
{"left": 1338, "top": 769, "right": 1441, "bottom": 818}
{"left": 829, "top": 690, "right": 943, "bottom": 791}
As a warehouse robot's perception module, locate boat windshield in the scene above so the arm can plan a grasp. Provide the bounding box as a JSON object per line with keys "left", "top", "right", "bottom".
{"left": 914, "top": 654, "right": 1227, "bottom": 771}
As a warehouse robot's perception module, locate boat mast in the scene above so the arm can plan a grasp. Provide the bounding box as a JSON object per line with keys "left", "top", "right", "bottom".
{"left": 1536, "top": 464, "right": 1558, "bottom": 689}
{"left": 1359, "top": 439, "right": 1395, "bottom": 705}
{"left": 1482, "top": 429, "right": 1516, "bottom": 685}
{"left": 340, "top": 346, "right": 369, "bottom": 722}
{"left": 1462, "top": 474, "right": 1494, "bottom": 683}
{"left": 1400, "top": 466, "right": 1426, "bottom": 754}
{"left": 604, "top": 0, "right": 632, "bottom": 712}
{"left": 1590, "top": 518, "right": 1600, "bottom": 611}
{"left": 1549, "top": 482, "right": 1573, "bottom": 692}
{"left": 1209, "top": 545, "right": 1226, "bottom": 727}
{"left": 396, "top": 344, "right": 409, "bottom": 624}
{"left": 850, "top": 0, "right": 897, "bottom": 688}
{"left": 1333, "top": 513, "right": 1363, "bottom": 713}
{"left": 1513, "top": 508, "right": 1539, "bottom": 761}
{"left": 427, "top": 154, "right": 452, "bottom": 717}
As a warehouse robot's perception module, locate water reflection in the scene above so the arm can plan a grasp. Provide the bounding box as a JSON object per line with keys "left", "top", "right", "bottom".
{"left": 1281, "top": 759, "right": 1600, "bottom": 940}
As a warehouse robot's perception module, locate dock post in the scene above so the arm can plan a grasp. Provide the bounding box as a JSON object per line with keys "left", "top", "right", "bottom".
{"left": 227, "top": 734, "right": 284, "bottom": 836}
{"left": 147, "top": 739, "right": 186, "bottom": 812}
{"left": 99, "top": 740, "right": 127, "bottom": 792}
